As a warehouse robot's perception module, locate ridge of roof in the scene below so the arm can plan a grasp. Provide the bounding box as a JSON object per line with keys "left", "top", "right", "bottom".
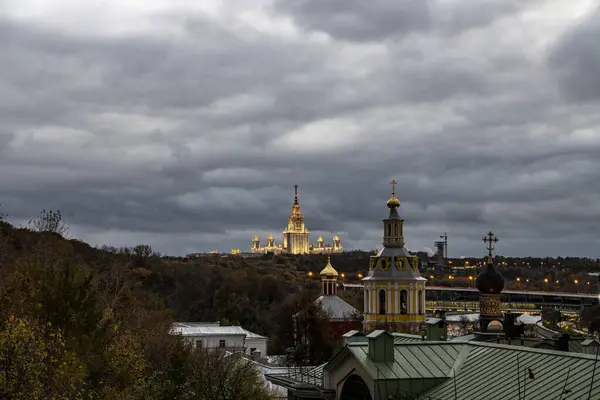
{"left": 346, "top": 339, "right": 600, "bottom": 360}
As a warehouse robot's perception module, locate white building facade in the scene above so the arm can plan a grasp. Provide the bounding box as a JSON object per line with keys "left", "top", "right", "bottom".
{"left": 171, "top": 322, "right": 267, "bottom": 357}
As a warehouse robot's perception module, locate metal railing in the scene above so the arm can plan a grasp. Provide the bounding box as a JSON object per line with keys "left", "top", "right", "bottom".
{"left": 286, "top": 364, "right": 323, "bottom": 387}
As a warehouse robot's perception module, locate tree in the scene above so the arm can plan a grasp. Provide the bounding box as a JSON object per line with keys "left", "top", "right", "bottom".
{"left": 582, "top": 305, "right": 600, "bottom": 336}
{"left": 291, "top": 303, "right": 336, "bottom": 366}
{"left": 0, "top": 316, "right": 86, "bottom": 400}
{"left": 180, "top": 347, "right": 277, "bottom": 400}
{"left": 28, "top": 209, "right": 69, "bottom": 237}
{"left": 541, "top": 307, "right": 562, "bottom": 326}
{"left": 95, "top": 331, "right": 148, "bottom": 399}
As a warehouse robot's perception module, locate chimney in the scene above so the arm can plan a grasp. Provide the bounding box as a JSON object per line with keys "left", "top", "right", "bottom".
{"left": 342, "top": 330, "right": 366, "bottom": 346}
{"left": 554, "top": 333, "right": 570, "bottom": 352}
{"left": 366, "top": 330, "right": 395, "bottom": 362}
{"left": 521, "top": 334, "right": 524, "bottom": 346}
{"left": 425, "top": 318, "right": 449, "bottom": 341}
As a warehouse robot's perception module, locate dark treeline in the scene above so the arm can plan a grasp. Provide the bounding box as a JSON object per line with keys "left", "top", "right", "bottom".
{"left": 0, "top": 214, "right": 279, "bottom": 399}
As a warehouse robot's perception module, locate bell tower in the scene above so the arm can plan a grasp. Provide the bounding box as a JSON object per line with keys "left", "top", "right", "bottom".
{"left": 320, "top": 256, "right": 339, "bottom": 296}
{"left": 362, "top": 180, "right": 427, "bottom": 333}
{"left": 382, "top": 180, "right": 404, "bottom": 248}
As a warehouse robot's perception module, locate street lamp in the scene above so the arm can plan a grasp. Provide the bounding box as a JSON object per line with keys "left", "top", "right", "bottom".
{"left": 357, "top": 273, "right": 363, "bottom": 279}
{"left": 516, "top": 277, "right": 521, "bottom": 288}
{"left": 469, "top": 276, "right": 473, "bottom": 287}
{"left": 308, "top": 271, "right": 313, "bottom": 277}
{"left": 574, "top": 279, "right": 579, "bottom": 293}
{"left": 544, "top": 278, "right": 549, "bottom": 291}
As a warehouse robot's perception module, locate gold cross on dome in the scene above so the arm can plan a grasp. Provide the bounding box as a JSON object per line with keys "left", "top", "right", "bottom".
{"left": 482, "top": 231, "right": 499, "bottom": 255}
{"left": 390, "top": 180, "right": 397, "bottom": 194}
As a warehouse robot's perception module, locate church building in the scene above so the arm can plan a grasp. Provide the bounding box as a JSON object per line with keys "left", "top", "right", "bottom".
{"left": 251, "top": 185, "right": 343, "bottom": 255}
{"left": 475, "top": 231, "right": 506, "bottom": 333}
{"left": 314, "top": 257, "right": 362, "bottom": 339}
{"left": 362, "top": 181, "right": 426, "bottom": 333}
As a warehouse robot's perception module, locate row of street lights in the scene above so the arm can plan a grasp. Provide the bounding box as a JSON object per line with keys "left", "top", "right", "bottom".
{"left": 306, "top": 271, "right": 591, "bottom": 293}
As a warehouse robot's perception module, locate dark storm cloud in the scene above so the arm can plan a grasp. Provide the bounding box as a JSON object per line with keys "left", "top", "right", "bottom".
{"left": 547, "top": 8, "right": 600, "bottom": 103}
{"left": 273, "top": 0, "right": 532, "bottom": 42}
{"left": 1, "top": 2, "right": 599, "bottom": 257}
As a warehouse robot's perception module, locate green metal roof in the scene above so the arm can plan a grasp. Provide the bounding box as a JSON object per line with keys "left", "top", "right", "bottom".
{"left": 392, "top": 332, "right": 426, "bottom": 344}
{"left": 424, "top": 342, "right": 600, "bottom": 400}
{"left": 266, "top": 339, "right": 600, "bottom": 400}
{"left": 348, "top": 342, "right": 464, "bottom": 380}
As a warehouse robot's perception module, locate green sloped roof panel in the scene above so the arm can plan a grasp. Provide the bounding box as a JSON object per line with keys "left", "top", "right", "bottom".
{"left": 424, "top": 343, "right": 600, "bottom": 400}
{"left": 349, "top": 343, "right": 465, "bottom": 381}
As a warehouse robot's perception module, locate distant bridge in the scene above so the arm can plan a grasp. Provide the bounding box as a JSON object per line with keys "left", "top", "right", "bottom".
{"left": 341, "top": 284, "right": 598, "bottom": 315}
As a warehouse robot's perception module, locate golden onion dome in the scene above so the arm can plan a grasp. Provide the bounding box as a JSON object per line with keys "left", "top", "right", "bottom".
{"left": 319, "top": 256, "right": 339, "bottom": 277}
{"left": 386, "top": 194, "right": 400, "bottom": 209}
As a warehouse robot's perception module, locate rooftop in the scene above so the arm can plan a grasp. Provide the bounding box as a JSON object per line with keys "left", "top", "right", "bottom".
{"left": 266, "top": 333, "right": 600, "bottom": 399}
{"left": 314, "top": 295, "right": 360, "bottom": 321}
{"left": 171, "top": 322, "right": 266, "bottom": 338}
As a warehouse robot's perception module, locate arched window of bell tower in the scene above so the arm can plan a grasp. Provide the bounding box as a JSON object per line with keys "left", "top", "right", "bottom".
{"left": 378, "top": 289, "right": 386, "bottom": 315}
{"left": 400, "top": 290, "right": 408, "bottom": 315}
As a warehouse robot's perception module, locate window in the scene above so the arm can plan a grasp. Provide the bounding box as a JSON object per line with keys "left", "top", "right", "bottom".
{"left": 394, "top": 223, "right": 398, "bottom": 236}
{"left": 219, "top": 340, "right": 226, "bottom": 348}
{"left": 400, "top": 290, "right": 408, "bottom": 315}
{"left": 387, "top": 224, "right": 392, "bottom": 236}
{"left": 418, "top": 290, "right": 423, "bottom": 315}
{"left": 379, "top": 289, "right": 386, "bottom": 315}
{"left": 195, "top": 340, "right": 203, "bottom": 348}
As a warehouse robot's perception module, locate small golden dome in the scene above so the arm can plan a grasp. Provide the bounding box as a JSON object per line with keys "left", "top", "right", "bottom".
{"left": 319, "top": 256, "right": 339, "bottom": 277}
{"left": 387, "top": 194, "right": 400, "bottom": 209}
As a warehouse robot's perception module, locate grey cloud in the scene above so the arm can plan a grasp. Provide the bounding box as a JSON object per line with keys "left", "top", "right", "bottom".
{"left": 1, "top": 3, "right": 600, "bottom": 257}
{"left": 547, "top": 9, "right": 600, "bottom": 103}
{"left": 273, "top": 0, "right": 431, "bottom": 42}
{"left": 273, "top": 0, "right": 534, "bottom": 42}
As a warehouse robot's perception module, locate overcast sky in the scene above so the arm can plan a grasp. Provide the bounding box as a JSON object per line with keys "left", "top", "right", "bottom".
{"left": 1, "top": 0, "right": 600, "bottom": 257}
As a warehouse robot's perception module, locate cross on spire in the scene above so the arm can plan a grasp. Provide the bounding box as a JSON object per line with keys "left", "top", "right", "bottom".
{"left": 482, "top": 231, "right": 499, "bottom": 257}
{"left": 390, "top": 180, "right": 397, "bottom": 195}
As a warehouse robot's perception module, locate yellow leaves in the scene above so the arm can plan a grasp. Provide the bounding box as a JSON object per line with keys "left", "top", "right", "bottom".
{"left": 0, "top": 316, "right": 85, "bottom": 400}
